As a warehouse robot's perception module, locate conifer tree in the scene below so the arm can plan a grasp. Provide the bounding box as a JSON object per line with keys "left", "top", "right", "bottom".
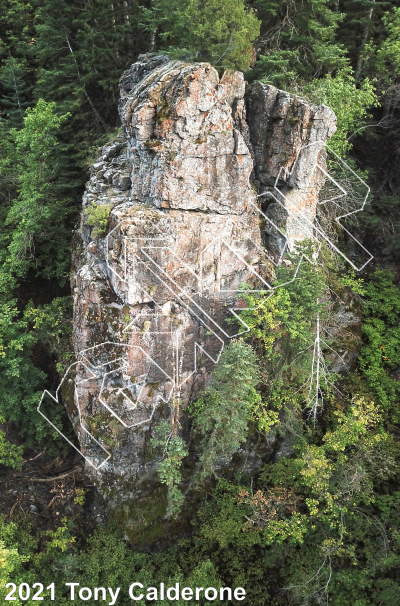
{"left": 34, "top": 0, "right": 148, "bottom": 138}
{"left": 0, "top": 57, "right": 31, "bottom": 127}
{"left": 248, "top": 0, "right": 348, "bottom": 87}
{"left": 146, "top": 0, "right": 260, "bottom": 71}
{"left": 191, "top": 341, "right": 260, "bottom": 483}
{"left": 337, "top": 0, "right": 390, "bottom": 79}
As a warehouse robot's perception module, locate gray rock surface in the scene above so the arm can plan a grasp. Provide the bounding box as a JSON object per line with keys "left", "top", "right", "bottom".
{"left": 67, "top": 55, "right": 337, "bottom": 539}
{"left": 246, "top": 81, "right": 337, "bottom": 254}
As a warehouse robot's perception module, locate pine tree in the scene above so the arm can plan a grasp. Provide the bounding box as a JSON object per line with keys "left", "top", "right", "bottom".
{"left": 0, "top": 57, "right": 31, "bottom": 127}
{"left": 337, "top": 0, "right": 391, "bottom": 80}
{"left": 248, "top": 0, "right": 348, "bottom": 88}
{"left": 34, "top": 0, "right": 148, "bottom": 141}
{"left": 191, "top": 341, "right": 260, "bottom": 483}
{"left": 146, "top": 0, "right": 261, "bottom": 71}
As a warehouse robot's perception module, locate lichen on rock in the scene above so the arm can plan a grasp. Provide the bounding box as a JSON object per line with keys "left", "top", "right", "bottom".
{"left": 68, "top": 54, "right": 337, "bottom": 542}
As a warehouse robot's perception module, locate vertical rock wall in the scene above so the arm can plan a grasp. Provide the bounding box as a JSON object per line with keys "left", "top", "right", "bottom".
{"left": 68, "top": 54, "right": 336, "bottom": 533}
{"left": 246, "top": 81, "right": 336, "bottom": 254}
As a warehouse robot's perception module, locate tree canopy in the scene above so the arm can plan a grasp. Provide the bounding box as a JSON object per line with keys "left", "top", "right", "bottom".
{"left": 1, "top": 0, "right": 400, "bottom": 603}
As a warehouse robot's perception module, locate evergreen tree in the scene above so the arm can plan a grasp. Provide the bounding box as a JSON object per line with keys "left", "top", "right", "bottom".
{"left": 191, "top": 341, "right": 260, "bottom": 483}
{"left": 337, "top": 0, "right": 391, "bottom": 80}
{"left": 0, "top": 56, "right": 31, "bottom": 127}
{"left": 248, "top": 0, "right": 348, "bottom": 88}
{"left": 0, "top": 101, "right": 73, "bottom": 445}
{"left": 373, "top": 7, "right": 400, "bottom": 119}
{"left": 34, "top": 0, "right": 149, "bottom": 145}
{"left": 146, "top": 0, "right": 260, "bottom": 71}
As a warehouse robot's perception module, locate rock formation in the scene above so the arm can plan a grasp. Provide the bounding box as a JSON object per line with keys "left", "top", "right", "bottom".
{"left": 66, "top": 54, "right": 336, "bottom": 539}
{"left": 246, "top": 81, "right": 336, "bottom": 254}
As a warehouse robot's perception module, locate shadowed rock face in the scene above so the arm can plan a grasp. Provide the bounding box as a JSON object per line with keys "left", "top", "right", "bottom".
{"left": 246, "top": 81, "right": 336, "bottom": 254}
{"left": 247, "top": 81, "right": 336, "bottom": 189}
{"left": 69, "top": 54, "right": 336, "bottom": 536}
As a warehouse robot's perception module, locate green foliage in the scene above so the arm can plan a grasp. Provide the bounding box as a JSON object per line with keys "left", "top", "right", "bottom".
{"left": 375, "top": 7, "right": 400, "bottom": 78}
{"left": 247, "top": 0, "right": 347, "bottom": 88}
{"left": 0, "top": 538, "right": 28, "bottom": 603}
{"left": 85, "top": 203, "right": 112, "bottom": 238}
{"left": 0, "top": 56, "right": 31, "bottom": 128}
{"left": 359, "top": 194, "right": 400, "bottom": 260}
{"left": 0, "top": 296, "right": 72, "bottom": 445}
{"left": 189, "top": 392, "right": 400, "bottom": 605}
{"left": 146, "top": 0, "right": 260, "bottom": 71}
{"left": 358, "top": 269, "right": 400, "bottom": 419}
{"left": 45, "top": 518, "right": 76, "bottom": 554}
{"left": 237, "top": 246, "right": 327, "bottom": 426}
{"left": 303, "top": 68, "right": 378, "bottom": 156}
{"left": 0, "top": 98, "right": 74, "bottom": 446}
{"left": 246, "top": 396, "right": 387, "bottom": 546}
{"left": 0, "top": 301, "right": 46, "bottom": 436}
{"left": 177, "top": 265, "right": 398, "bottom": 603}
{"left": 73, "top": 488, "right": 87, "bottom": 506}
{"left": 0, "top": 518, "right": 225, "bottom": 605}
{"left": 246, "top": 0, "right": 380, "bottom": 159}
{"left": 1, "top": 370, "right": 400, "bottom": 606}
{"left": 190, "top": 340, "right": 260, "bottom": 483}
{"left": 4, "top": 99, "right": 71, "bottom": 282}
{"left": 30, "top": 0, "right": 148, "bottom": 164}
{"left": 0, "top": 1, "right": 399, "bottom": 603}
{"left": 337, "top": 269, "right": 366, "bottom": 296}
{"left": 77, "top": 526, "right": 151, "bottom": 605}
{"left": 151, "top": 420, "right": 188, "bottom": 517}
{"left": 239, "top": 252, "right": 325, "bottom": 365}
{"left": 0, "top": 515, "right": 76, "bottom": 603}
{"left": 0, "top": 417, "right": 23, "bottom": 469}
{"left": 162, "top": 264, "right": 400, "bottom": 604}
{"left": 337, "top": 0, "right": 395, "bottom": 82}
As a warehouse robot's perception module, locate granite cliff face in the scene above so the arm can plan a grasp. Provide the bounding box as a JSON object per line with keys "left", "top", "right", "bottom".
{"left": 68, "top": 54, "right": 336, "bottom": 538}
{"left": 246, "top": 81, "right": 336, "bottom": 254}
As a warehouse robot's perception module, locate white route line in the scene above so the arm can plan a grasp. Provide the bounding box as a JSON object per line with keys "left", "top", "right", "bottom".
{"left": 268, "top": 141, "right": 373, "bottom": 414}
{"left": 273, "top": 141, "right": 373, "bottom": 271}
{"left": 39, "top": 140, "right": 374, "bottom": 466}
{"left": 38, "top": 361, "right": 111, "bottom": 471}
{"left": 38, "top": 344, "right": 175, "bottom": 469}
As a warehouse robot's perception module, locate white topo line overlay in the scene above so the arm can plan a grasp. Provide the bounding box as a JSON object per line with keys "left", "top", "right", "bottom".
{"left": 38, "top": 141, "right": 373, "bottom": 468}
{"left": 267, "top": 141, "right": 373, "bottom": 415}
{"left": 272, "top": 141, "right": 372, "bottom": 271}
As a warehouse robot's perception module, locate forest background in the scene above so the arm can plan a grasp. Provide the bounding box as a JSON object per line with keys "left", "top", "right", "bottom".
{"left": 1, "top": 0, "right": 400, "bottom": 604}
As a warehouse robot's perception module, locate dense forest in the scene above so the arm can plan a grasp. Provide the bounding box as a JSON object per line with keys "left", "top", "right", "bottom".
{"left": 1, "top": 0, "right": 400, "bottom": 603}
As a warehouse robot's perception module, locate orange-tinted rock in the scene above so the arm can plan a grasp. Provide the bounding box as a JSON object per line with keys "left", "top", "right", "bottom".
{"left": 69, "top": 55, "right": 336, "bottom": 526}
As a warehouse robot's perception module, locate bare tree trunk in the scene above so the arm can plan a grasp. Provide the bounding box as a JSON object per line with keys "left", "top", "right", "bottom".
{"left": 382, "top": 82, "right": 400, "bottom": 121}
{"left": 382, "top": 87, "right": 394, "bottom": 121}
{"left": 11, "top": 64, "right": 24, "bottom": 123}
{"left": 65, "top": 33, "right": 108, "bottom": 132}
{"left": 110, "top": 0, "right": 121, "bottom": 59}
{"left": 123, "top": 0, "right": 134, "bottom": 49}
{"left": 355, "top": 0, "right": 376, "bottom": 82}
{"left": 150, "top": 29, "right": 157, "bottom": 51}
{"left": 123, "top": 0, "right": 130, "bottom": 26}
